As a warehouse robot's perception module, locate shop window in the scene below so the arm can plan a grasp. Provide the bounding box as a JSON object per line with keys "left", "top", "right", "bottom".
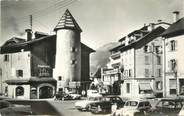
{"left": 126, "top": 83, "right": 130, "bottom": 93}
{"left": 16, "top": 70, "right": 23, "bottom": 77}
{"left": 4, "top": 55, "right": 9, "bottom": 62}
{"left": 16, "top": 86, "right": 24, "bottom": 96}
{"left": 139, "top": 83, "right": 153, "bottom": 94}
{"left": 169, "top": 79, "right": 176, "bottom": 95}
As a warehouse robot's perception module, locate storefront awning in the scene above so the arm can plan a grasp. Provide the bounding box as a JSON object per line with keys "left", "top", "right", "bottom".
{"left": 139, "top": 83, "right": 152, "bottom": 90}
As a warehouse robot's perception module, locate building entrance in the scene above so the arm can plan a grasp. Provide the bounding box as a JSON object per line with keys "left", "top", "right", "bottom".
{"left": 39, "top": 86, "right": 53, "bottom": 99}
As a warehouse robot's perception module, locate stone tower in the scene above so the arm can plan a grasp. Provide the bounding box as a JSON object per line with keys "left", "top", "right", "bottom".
{"left": 53, "top": 9, "right": 82, "bottom": 90}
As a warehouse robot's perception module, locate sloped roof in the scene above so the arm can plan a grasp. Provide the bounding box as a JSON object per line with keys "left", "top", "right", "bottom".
{"left": 110, "top": 26, "right": 165, "bottom": 52}
{"left": 3, "top": 37, "right": 26, "bottom": 46}
{"left": 0, "top": 34, "right": 94, "bottom": 54}
{"left": 162, "top": 17, "right": 184, "bottom": 38}
{"left": 54, "top": 9, "right": 82, "bottom": 32}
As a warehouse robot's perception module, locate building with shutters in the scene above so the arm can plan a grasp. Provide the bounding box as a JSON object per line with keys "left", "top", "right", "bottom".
{"left": 105, "top": 24, "right": 166, "bottom": 98}
{"left": 0, "top": 9, "right": 94, "bottom": 99}
{"left": 162, "top": 12, "right": 184, "bottom": 97}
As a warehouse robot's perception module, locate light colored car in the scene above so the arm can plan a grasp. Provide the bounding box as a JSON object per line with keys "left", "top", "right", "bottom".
{"left": 87, "top": 90, "right": 102, "bottom": 98}
{"left": 178, "top": 105, "right": 184, "bottom": 116}
{"left": 112, "top": 99, "right": 152, "bottom": 116}
{"left": 75, "top": 96, "right": 103, "bottom": 111}
{"left": 69, "top": 93, "right": 81, "bottom": 100}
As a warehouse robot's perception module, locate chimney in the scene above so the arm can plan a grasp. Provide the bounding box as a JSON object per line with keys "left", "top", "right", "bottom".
{"left": 148, "top": 23, "right": 155, "bottom": 31}
{"left": 25, "top": 29, "right": 32, "bottom": 41}
{"left": 173, "top": 11, "right": 180, "bottom": 22}
{"left": 157, "top": 20, "right": 162, "bottom": 23}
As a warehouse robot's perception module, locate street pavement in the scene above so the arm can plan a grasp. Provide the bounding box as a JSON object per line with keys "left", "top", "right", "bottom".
{"left": 48, "top": 100, "right": 110, "bottom": 116}
{"left": 5, "top": 97, "right": 160, "bottom": 116}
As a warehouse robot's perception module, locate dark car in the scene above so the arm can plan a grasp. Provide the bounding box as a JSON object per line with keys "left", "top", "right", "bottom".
{"left": 55, "top": 92, "right": 72, "bottom": 100}
{"left": 0, "top": 100, "right": 33, "bottom": 116}
{"left": 150, "top": 98, "right": 184, "bottom": 116}
{"left": 90, "top": 95, "right": 125, "bottom": 114}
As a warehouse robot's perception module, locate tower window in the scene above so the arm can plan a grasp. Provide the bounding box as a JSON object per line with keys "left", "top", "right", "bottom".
{"left": 71, "top": 60, "right": 77, "bottom": 65}
{"left": 58, "top": 76, "right": 62, "bottom": 81}
{"left": 71, "top": 47, "right": 77, "bottom": 52}
{"left": 16, "top": 70, "right": 23, "bottom": 77}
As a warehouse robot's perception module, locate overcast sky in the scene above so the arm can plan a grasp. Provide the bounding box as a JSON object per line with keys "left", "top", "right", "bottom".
{"left": 0, "top": 0, "right": 184, "bottom": 50}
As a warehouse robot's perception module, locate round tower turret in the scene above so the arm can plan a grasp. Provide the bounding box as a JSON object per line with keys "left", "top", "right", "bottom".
{"left": 53, "top": 9, "right": 82, "bottom": 91}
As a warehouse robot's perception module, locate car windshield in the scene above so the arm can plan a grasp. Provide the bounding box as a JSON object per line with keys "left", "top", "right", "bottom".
{"left": 102, "top": 97, "right": 111, "bottom": 101}
{"left": 125, "top": 101, "right": 138, "bottom": 107}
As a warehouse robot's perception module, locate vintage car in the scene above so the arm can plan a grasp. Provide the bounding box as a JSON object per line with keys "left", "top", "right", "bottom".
{"left": 75, "top": 96, "right": 103, "bottom": 111}
{"left": 68, "top": 92, "right": 81, "bottom": 100}
{"left": 55, "top": 92, "right": 73, "bottom": 100}
{"left": 178, "top": 105, "right": 184, "bottom": 116}
{"left": 150, "top": 98, "right": 184, "bottom": 116}
{"left": 0, "top": 100, "right": 33, "bottom": 116}
{"left": 90, "top": 95, "right": 125, "bottom": 114}
{"left": 113, "top": 99, "right": 152, "bottom": 116}
{"left": 87, "top": 90, "right": 102, "bottom": 98}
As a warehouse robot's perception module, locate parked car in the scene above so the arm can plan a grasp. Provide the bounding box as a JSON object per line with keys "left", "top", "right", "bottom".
{"left": 178, "top": 105, "right": 184, "bottom": 116}
{"left": 113, "top": 99, "right": 152, "bottom": 116}
{"left": 75, "top": 96, "right": 103, "bottom": 111}
{"left": 87, "top": 90, "right": 102, "bottom": 98}
{"left": 68, "top": 92, "right": 81, "bottom": 100}
{"left": 0, "top": 100, "right": 33, "bottom": 116}
{"left": 150, "top": 98, "right": 184, "bottom": 116}
{"left": 90, "top": 95, "right": 125, "bottom": 114}
{"left": 55, "top": 92, "right": 72, "bottom": 100}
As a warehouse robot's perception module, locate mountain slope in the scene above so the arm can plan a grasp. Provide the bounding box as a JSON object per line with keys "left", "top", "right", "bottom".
{"left": 90, "top": 42, "right": 119, "bottom": 74}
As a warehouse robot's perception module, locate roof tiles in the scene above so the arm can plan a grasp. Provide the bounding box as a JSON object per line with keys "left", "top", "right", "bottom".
{"left": 54, "top": 9, "right": 82, "bottom": 32}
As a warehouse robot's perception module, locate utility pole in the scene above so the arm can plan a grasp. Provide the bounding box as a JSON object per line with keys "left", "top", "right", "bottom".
{"left": 0, "top": 68, "right": 2, "bottom": 93}
{"left": 30, "top": 15, "right": 33, "bottom": 30}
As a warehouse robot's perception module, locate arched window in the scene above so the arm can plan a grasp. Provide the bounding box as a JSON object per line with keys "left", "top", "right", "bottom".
{"left": 16, "top": 86, "right": 24, "bottom": 96}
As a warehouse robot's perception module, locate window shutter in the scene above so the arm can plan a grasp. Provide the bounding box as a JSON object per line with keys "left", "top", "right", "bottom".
{"left": 175, "top": 40, "right": 177, "bottom": 51}
{"left": 168, "top": 60, "right": 171, "bottom": 72}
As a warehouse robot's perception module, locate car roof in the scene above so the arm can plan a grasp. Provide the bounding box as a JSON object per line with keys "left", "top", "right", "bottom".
{"left": 126, "top": 99, "right": 150, "bottom": 102}
{"left": 103, "top": 95, "right": 120, "bottom": 98}
{"left": 160, "top": 98, "right": 184, "bottom": 101}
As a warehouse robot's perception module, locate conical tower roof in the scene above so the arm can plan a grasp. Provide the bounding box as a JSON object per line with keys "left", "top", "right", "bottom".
{"left": 54, "top": 9, "right": 82, "bottom": 32}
